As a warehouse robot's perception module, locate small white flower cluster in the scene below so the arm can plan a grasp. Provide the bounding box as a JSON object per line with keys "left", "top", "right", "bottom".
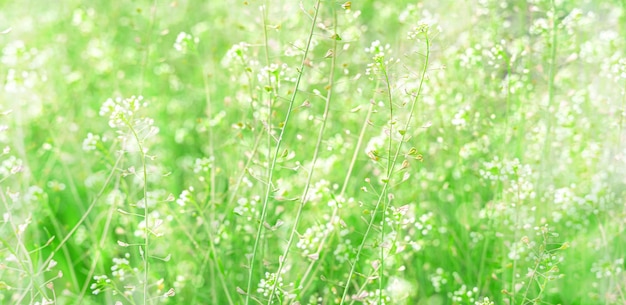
{"left": 460, "top": 45, "right": 482, "bottom": 68}
{"left": 385, "top": 276, "right": 414, "bottom": 302}
{"left": 111, "top": 254, "right": 132, "bottom": 281}
{"left": 304, "top": 179, "right": 332, "bottom": 204}
{"left": 469, "top": 231, "right": 484, "bottom": 246}
{"left": 0, "top": 155, "right": 23, "bottom": 178}
{"left": 555, "top": 93, "right": 584, "bottom": 128}
{"left": 480, "top": 157, "right": 532, "bottom": 183}
{"left": 136, "top": 189, "right": 169, "bottom": 208}
{"left": 99, "top": 95, "right": 146, "bottom": 129}
{"left": 545, "top": 182, "right": 605, "bottom": 229}
{"left": 134, "top": 210, "right": 168, "bottom": 238}
{"left": 407, "top": 23, "right": 430, "bottom": 40}
{"left": 46, "top": 180, "right": 66, "bottom": 192}
{"left": 98, "top": 95, "right": 159, "bottom": 154}
{"left": 451, "top": 105, "right": 471, "bottom": 128}
{"left": 332, "top": 232, "right": 354, "bottom": 264}
{"left": 401, "top": 210, "right": 433, "bottom": 253}
{"left": 82, "top": 132, "right": 101, "bottom": 151}
{"left": 105, "top": 189, "right": 125, "bottom": 206}
{"left": 529, "top": 17, "right": 550, "bottom": 36}
{"left": 1, "top": 40, "right": 28, "bottom": 66}
{"left": 364, "top": 40, "right": 396, "bottom": 74}
{"left": 474, "top": 297, "right": 495, "bottom": 305}
{"left": 4, "top": 69, "right": 40, "bottom": 93}
{"left": 257, "top": 63, "right": 297, "bottom": 89}
{"left": 193, "top": 156, "right": 215, "bottom": 174}
{"left": 481, "top": 157, "right": 537, "bottom": 226}
{"left": 399, "top": 4, "right": 439, "bottom": 38}
{"left": 70, "top": 7, "right": 96, "bottom": 34}
{"left": 414, "top": 212, "right": 434, "bottom": 236}
{"left": 560, "top": 8, "right": 594, "bottom": 36}
{"left": 591, "top": 257, "right": 624, "bottom": 279}
{"left": 221, "top": 42, "right": 252, "bottom": 67}
{"left": 90, "top": 274, "right": 111, "bottom": 295}
{"left": 351, "top": 289, "right": 391, "bottom": 304}
{"left": 429, "top": 268, "right": 448, "bottom": 292}
{"left": 85, "top": 38, "right": 113, "bottom": 73}
{"left": 398, "top": 3, "right": 419, "bottom": 24}
{"left": 450, "top": 285, "right": 479, "bottom": 304}
{"left": 32, "top": 298, "right": 54, "bottom": 305}
{"left": 22, "top": 186, "right": 45, "bottom": 206}
{"left": 459, "top": 135, "right": 491, "bottom": 159}
{"left": 233, "top": 196, "right": 260, "bottom": 222}
{"left": 364, "top": 130, "right": 387, "bottom": 161}
{"left": 385, "top": 204, "right": 410, "bottom": 227}
{"left": 297, "top": 221, "right": 334, "bottom": 257}
{"left": 257, "top": 272, "right": 284, "bottom": 298}
{"left": 173, "top": 32, "right": 199, "bottom": 54}
{"left": 484, "top": 43, "right": 505, "bottom": 69}
{"left": 176, "top": 186, "right": 194, "bottom": 208}
{"left": 305, "top": 294, "right": 323, "bottom": 305}
{"left": 328, "top": 194, "right": 352, "bottom": 209}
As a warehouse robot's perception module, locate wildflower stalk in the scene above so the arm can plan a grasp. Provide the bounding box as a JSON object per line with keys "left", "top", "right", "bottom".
{"left": 226, "top": 129, "right": 264, "bottom": 209}
{"left": 197, "top": 53, "right": 236, "bottom": 305}
{"left": 225, "top": 41, "right": 267, "bottom": 209}
{"left": 138, "top": 0, "right": 158, "bottom": 96}
{"left": 41, "top": 151, "right": 125, "bottom": 300}
{"left": 509, "top": 181, "right": 522, "bottom": 305}
{"left": 136, "top": 1, "right": 158, "bottom": 303}
{"left": 266, "top": 3, "right": 338, "bottom": 304}
{"left": 478, "top": 48, "right": 513, "bottom": 293}
{"left": 244, "top": 1, "right": 276, "bottom": 304}
{"left": 379, "top": 49, "right": 395, "bottom": 302}
{"left": 340, "top": 30, "right": 430, "bottom": 305}
{"left": 193, "top": 202, "right": 235, "bottom": 305}
{"left": 615, "top": 59, "right": 626, "bottom": 305}
{"left": 520, "top": 232, "right": 546, "bottom": 304}
{"left": 198, "top": 53, "right": 216, "bottom": 232}
{"left": 0, "top": 191, "right": 49, "bottom": 302}
{"left": 244, "top": 1, "right": 322, "bottom": 304}
{"left": 537, "top": 0, "right": 559, "bottom": 193}
{"left": 120, "top": 116, "right": 150, "bottom": 304}
{"left": 347, "top": 210, "right": 410, "bottom": 305}
{"left": 78, "top": 169, "right": 123, "bottom": 303}
{"left": 297, "top": 89, "right": 378, "bottom": 297}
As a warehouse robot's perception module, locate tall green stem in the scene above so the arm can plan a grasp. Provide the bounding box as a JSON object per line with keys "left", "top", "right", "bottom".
{"left": 244, "top": 1, "right": 322, "bottom": 303}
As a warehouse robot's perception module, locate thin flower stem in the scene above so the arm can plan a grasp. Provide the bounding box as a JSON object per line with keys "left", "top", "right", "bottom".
{"left": 295, "top": 15, "right": 383, "bottom": 300}
{"left": 379, "top": 59, "right": 394, "bottom": 304}
{"left": 78, "top": 171, "right": 121, "bottom": 302}
{"left": 537, "top": 0, "right": 559, "bottom": 195}
{"left": 198, "top": 54, "right": 216, "bottom": 222}
{"left": 197, "top": 52, "right": 236, "bottom": 305}
{"left": 340, "top": 34, "right": 430, "bottom": 305}
{"left": 245, "top": 1, "right": 275, "bottom": 304}
{"left": 41, "top": 148, "right": 125, "bottom": 294}
{"left": 121, "top": 117, "right": 150, "bottom": 305}
{"left": 138, "top": 0, "right": 158, "bottom": 97}
{"left": 267, "top": 3, "right": 339, "bottom": 304}
{"left": 226, "top": 116, "right": 265, "bottom": 209}
{"left": 244, "top": 1, "right": 321, "bottom": 304}
{"left": 296, "top": 95, "right": 377, "bottom": 300}
{"left": 136, "top": 1, "right": 157, "bottom": 303}
{"left": 347, "top": 214, "right": 409, "bottom": 305}
{"left": 0, "top": 192, "right": 49, "bottom": 302}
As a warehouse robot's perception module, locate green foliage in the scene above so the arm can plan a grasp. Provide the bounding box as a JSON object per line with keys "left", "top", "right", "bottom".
{"left": 0, "top": 0, "right": 625, "bottom": 304}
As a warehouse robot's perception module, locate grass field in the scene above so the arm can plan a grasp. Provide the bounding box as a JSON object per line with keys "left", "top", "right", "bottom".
{"left": 1, "top": 0, "right": 625, "bottom": 304}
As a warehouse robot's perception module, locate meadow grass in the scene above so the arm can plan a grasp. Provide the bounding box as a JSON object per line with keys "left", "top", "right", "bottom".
{"left": 1, "top": 0, "right": 625, "bottom": 304}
